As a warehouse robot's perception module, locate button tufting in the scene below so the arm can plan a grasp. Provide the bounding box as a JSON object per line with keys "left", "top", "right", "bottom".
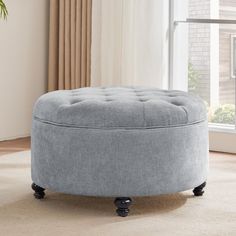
{"left": 71, "top": 100, "right": 82, "bottom": 104}
{"left": 171, "top": 101, "right": 182, "bottom": 106}
{"left": 67, "top": 88, "right": 187, "bottom": 105}
{"left": 139, "top": 99, "right": 149, "bottom": 102}
{"left": 35, "top": 87, "right": 206, "bottom": 128}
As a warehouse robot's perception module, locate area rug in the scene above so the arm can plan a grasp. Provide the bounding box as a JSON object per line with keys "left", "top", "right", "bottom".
{"left": 0, "top": 151, "right": 235, "bottom": 236}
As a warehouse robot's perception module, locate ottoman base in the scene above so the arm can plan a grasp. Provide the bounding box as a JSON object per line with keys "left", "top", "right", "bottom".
{"left": 114, "top": 197, "right": 132, "bottom": 217}
{"left": 193, "top": 182, "right": 207, "bottom": 196}
{"left": 32, "top": 120, "right": 208, "bottom": 197}
{"left": 31, "top": 182, "right": 207, "bottom": 217}
{"left": 31, "top": 183, "right": 45, "bottom": 199}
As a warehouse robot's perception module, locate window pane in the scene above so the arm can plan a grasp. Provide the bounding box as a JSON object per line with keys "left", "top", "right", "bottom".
{"left": 188, "top": 0, "right": 236, "bottom": 20}
{"left": 188, "top": 0, "right": 211, "bottom": 19}
{"left": 188, "top": 1, "right": 236, "bottom": 127}
{"left": 220, "top": 0, "right": 236, "bottom": 20}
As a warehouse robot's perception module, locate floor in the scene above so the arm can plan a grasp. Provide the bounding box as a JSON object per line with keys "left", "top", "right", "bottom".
{"left": 0, "top": 137, "right": 30, "bottom": 156}
{"left": 0, "top": 138, "right": 235, "bottom": 236}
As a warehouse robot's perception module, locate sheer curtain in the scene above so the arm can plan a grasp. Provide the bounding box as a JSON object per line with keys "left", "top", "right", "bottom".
{"left": 91, "top": 0, "right": 169, "bottom": 88}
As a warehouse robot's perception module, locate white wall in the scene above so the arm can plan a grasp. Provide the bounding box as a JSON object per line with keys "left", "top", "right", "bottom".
{"left": 0, "top": 0, "right": 49, "bottom": 141}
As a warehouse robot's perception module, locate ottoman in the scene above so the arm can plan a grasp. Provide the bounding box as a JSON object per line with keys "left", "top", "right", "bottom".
{"left": 31, "top": 87, "right": 208, "bottom": 217}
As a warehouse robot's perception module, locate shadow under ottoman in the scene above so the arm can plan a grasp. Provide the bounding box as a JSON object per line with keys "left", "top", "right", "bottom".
{"left": 31, "top": 87, "right": 208, "bottom": 217}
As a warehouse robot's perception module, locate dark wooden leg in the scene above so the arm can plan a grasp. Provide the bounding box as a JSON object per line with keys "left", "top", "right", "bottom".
{"left": 114, "top": 197, "right": 132, "bottom": 217}
{"left": 193, "top": 182, "right": 206, "bottom": 196}
{"left": 31, "top": 183, "right": 45, "bottom": 199}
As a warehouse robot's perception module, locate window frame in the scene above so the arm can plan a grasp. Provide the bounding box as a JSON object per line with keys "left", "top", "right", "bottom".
{"left": 231, "top": 35, "right": 236, "bottom": 79}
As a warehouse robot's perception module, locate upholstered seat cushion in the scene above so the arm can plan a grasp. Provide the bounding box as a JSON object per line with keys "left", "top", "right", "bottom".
{"left": 33, "top": 87, "right": 206, "bottom": 128}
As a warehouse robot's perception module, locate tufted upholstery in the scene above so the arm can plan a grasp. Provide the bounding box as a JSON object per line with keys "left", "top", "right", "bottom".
{"left": 33, "top": 87, "right": 207, "bottom": 129}
{"left": 32, "top": 86, "right": 209, "bottom": 198}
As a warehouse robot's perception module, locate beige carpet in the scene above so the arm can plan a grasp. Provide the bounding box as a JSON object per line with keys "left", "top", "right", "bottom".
{"left": 0, "top": 151, "right": 235, "bottom": 236}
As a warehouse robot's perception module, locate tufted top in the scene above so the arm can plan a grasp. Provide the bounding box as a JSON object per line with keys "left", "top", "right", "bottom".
{"left": 33, "top": 87, "right": 207, "bottom": 129}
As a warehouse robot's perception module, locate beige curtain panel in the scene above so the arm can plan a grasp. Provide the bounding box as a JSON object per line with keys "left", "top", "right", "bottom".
{"left": 48, "top": 0, "right": 92, "bottom": 91}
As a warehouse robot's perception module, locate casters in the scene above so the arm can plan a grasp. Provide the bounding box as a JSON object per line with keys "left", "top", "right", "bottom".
{"left": 114, "top": 197, "right": 132, "bottom": 217}
{"left": 193, "top": 182, "right": 206, "bottom": 196}
{"left": 31, "top": 183, "right": 45, "bottom": 199}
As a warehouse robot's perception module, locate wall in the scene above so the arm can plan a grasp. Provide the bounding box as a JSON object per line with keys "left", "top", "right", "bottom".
{"left": 0, "top": 0, "right": 49, "bottom": 141}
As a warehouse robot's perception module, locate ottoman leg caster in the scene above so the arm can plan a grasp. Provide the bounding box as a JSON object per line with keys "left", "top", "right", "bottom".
{"left": 193, "top": 182, "right": 206, "bottom": 196}
{"left": 31, "top": 183, "right": 45, "bottom": 199}
{"left": 114, "top": 197, "right": 132, "bottom": 217}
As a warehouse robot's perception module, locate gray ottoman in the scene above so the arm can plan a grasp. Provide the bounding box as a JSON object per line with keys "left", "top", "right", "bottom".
{"left": 31, "top": 87, "right": 208, "bottom": 217}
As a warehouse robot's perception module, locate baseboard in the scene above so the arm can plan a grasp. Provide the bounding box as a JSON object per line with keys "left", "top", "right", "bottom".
{"left": 0, "top": 134, "right": 30, "bottom": 142}
{"left": 209, "top": 130, "right": 236, "bottom": 154}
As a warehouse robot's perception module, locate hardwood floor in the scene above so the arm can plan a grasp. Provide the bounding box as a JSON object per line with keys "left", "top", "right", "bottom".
{"left": 0, "top": 137, "right": 30, "bottom": 156}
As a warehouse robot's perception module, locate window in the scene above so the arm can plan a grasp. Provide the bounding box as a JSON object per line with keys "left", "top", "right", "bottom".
{"left": 170, "top": 0, "right": 236, "bottom": 128}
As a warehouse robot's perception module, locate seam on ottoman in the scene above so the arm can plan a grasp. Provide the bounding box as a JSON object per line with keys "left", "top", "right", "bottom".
{"left": 33, "top": 116, "right": 207, "bottom": 130}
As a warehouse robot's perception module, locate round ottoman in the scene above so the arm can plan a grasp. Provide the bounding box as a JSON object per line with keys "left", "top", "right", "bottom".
{"left": 31, "top": 87, "right": 208, "bottom": 217}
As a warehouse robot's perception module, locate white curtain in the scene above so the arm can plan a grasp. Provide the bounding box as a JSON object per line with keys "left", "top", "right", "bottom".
{"left": 91, "top": 0, "right": 169, "bottom": 88}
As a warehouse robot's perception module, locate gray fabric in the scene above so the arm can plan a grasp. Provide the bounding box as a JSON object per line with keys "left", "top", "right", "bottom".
{"left": 31, "top": 87, "right": 208, "bottom": 197}
{"left": 31, "top": 119, "right": 208, "bottom": 197}
{"left": 33, "top": 87, "right": 207, "bottom": 128}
